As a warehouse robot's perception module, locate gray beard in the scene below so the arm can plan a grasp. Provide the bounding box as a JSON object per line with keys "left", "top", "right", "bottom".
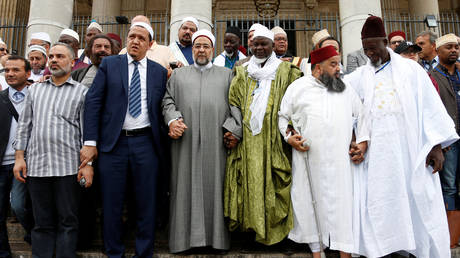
{"left": 371, "top": 58, "right": 383, "bottom": 68}
{"left": 319, "top": 73, "right": 346, "bottom": 92}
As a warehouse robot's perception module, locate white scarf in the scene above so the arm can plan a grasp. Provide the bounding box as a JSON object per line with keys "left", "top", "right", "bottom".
{"left": 245, "top": 52, "right": 282, "bottom": 135}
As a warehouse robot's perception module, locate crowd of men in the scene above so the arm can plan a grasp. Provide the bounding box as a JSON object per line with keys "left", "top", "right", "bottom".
{"left": 0, "top": 13, "right": 459, "bottom": 258}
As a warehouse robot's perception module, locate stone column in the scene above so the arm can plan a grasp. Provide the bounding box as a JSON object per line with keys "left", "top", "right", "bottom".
{"left": 91, "top": 0, "right": 121, "bottom": 33}
{"left": 339, "top": 0, "right": 381, "bottom": 66}
{"left": 26, "top": 0, "right": 73, "bottom": 46}
{"left": 169, "top": 0, "right": 212, "bottom": 44}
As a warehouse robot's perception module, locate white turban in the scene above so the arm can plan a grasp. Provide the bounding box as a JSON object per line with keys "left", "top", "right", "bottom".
{"left": 271, "top": 26, "right": 287, "bottom": 37}
{"left": 130, "top": 22, "right": 154, "bottom": 39}
{"left": 60, "top": 28, "right": 80, "bottom": 42}
{"left": 31, "top": 32, "right": 51, "bottom": 44}
{"left": 436, "top": 33, "right": 458, "bottom": 49}
{"left": 252, "top": 26, "right": 274, "bottom": 42}
{"left": 181, "top": 17, "right": 199, "bottom": 30}
{"left": 27, "top": 45, "right": 47, "bottom": 58}
{"left": 87, "top": 21, "right": 103, "bottom": 32}
{"left": 249, "top": 23, "right": 264, "bottom": 32}
{"left": 312, "top": 29, "right": 330, "bottom": 46}
{"left": 192, "top": 29, "right": 215, "bottom": 46}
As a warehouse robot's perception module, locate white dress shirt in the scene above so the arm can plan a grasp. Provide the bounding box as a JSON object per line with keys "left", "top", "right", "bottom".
{"left": 123, "top": 54, "right": 150, "bottom": 130}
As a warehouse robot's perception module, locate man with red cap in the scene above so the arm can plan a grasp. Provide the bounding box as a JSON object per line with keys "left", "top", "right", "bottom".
{"left": 279, "top": 45, "right": 368, "bottom": 258}
{"left": 388, "top": 30, "right": 406, "bottom": 50}
{"left": 345, "top": 15, "right": 458, "bottom": 258}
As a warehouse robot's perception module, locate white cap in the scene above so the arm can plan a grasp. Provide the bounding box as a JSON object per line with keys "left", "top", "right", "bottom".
{"left": 192, "top": 29, "right": 215, "bottom": 46}
{"left": 271, "top": 26, "right": 287, "bottom": 37}
{"left": 181, "top": 17, "right": 199, "bottom": 30}
{"left": 87, "top": 21, "right": 103, "bottom": 32}
{"left": 31, "top": 32, "right": 51, "bottom": 44}
{"left": 60, "top": 28, "right": 80, "bottom": 42}
{"left": 130, "top": 22, "right": 154, "bottom": 40}
{"left": 312, "top": 29, "right": 330, "bottom": 46}
{"left": 27, "top": 45, "right": 47, "bottom": 58}
{"left": 0, "top": 38, "right": 5, "bottom": 45}
{"left": 249, "top": 23, "right": 264, "bottom": 32}
{"left": 436, "top": 33, "right": 459, "bottom": 49}
{"left": 252, "top": 26, "right": 274, "bottom": 42}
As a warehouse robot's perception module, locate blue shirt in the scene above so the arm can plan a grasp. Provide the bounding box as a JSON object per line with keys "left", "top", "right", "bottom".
{"left": 177, "top": 42, "right": 194, "bottom": 65}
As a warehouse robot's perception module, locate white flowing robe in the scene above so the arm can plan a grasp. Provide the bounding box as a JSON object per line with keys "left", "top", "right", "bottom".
{"left": 278, "top": 75, "right": 369, "bottom": 253}
{"left": 344, "top": 48, "right": 459, "bottom": 258}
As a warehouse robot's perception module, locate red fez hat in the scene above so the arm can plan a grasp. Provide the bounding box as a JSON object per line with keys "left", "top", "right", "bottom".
{"left": 310, "top": 45, "right": 339, "bottom": 65}
{"left": 107, "top": 33, "right": 122, "bottom": 46}
{"left": 388, "top": 31, "right": 406, "bottom": 41}
{"left": 361, "top": 16, "right": 386, "bottom": 39}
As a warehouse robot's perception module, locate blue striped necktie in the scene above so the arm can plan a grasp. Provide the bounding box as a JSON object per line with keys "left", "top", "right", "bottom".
{"left": 129, "top": 60, "right": 142, "bottom": 118}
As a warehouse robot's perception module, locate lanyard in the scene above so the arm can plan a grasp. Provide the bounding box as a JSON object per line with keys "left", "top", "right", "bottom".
{"left": 434, "top": 67, "right": 460, "bottom": 84}
{"left": 224, "top": 51, "right": 239, "bottom": 69}
{"left": 375, "top": 60, "right": 391, "bottom": 74}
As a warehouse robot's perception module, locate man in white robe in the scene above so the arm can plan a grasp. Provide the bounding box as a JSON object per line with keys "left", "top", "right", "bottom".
{"left": 279, "top": 45, "right": 368, "bottom": 258}
{"left": 344, "top": 16, "right": 459, "bottom": 258}
{"left": 162, "top": 29, "right": 241, "bottom": 253}
{"left": 169, "top": 17, "right": 198, "bottom": 66}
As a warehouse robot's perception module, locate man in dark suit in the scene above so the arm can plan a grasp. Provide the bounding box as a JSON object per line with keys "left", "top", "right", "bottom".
{"left": 80, "top": 22, "right": 167, "bottom": 258}
{"left": 346, "top": 48, "right": 368, "bottom": 73}
{"left": 0, "top": 55, "right": 33, "bottom": 257}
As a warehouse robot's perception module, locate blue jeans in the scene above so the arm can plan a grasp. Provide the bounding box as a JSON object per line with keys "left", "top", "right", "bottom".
{"left": 440, "top": 140, "right": 460, "bottom": 210}
{"left": 10, "top": 177, "right": 34, "bottom": 237}
{"left": 0, "top": 164, "right": 14, "bottom": 258}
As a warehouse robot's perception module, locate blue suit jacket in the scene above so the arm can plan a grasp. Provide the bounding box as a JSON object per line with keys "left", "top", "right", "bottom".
{"left": 84, "top": 54, "right": 167, "bottom": 156}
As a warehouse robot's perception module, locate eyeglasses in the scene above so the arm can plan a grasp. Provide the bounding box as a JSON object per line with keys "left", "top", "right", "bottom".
{"left": 0, "top": 48, "right": 6, "bottom": 52}
{"left": 390, "top": 40, "right": 403, "bottom": 45}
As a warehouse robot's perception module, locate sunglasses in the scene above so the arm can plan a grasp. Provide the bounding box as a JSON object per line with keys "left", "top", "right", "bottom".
{"left": 390, "top": 40, "right": 403, "bottom": 45}
{"left": 0, "top": 48, "right": 7, "bottom": 52}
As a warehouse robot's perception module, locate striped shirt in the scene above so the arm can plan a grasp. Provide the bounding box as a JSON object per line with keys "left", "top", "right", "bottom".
{"left": 14, "top": 77, "right": 88, "bottom": 177}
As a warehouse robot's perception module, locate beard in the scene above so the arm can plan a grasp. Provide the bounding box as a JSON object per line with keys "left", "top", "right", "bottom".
{"left": 49, "top": 63, "right": 72, "bottom": 77}
{"left": 371, "top": 57, "right": 383, "bottom": 68}
{"left": 92, "top": 52, "right": 109, "bottom": 66}
{"left": 194, "top": 56, "right": 210, "bottom": 66}
{"left": 319, "top": 72, "right": 346, "bottom": 92}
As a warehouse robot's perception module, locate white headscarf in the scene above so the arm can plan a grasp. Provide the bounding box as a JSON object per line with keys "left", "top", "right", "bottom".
{"left": 246, "top": 51, "right": 282, "bottom": 135}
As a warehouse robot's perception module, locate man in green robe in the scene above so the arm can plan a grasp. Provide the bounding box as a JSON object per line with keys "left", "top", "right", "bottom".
{"left": 223, "top": 26, "right": 303, "bottom": 245}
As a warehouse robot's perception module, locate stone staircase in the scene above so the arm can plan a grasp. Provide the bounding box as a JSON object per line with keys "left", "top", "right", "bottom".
{"left": 7, "top": 219, "right": 460, "bottom": 257}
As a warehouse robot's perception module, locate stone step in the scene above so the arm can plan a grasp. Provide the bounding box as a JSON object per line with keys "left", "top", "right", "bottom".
{"left": 8, "top": 221, "right": 460, "bottom": 257}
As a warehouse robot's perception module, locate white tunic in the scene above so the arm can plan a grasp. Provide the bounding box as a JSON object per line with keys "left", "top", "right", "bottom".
{"left": 278, "top": 75, "right": 368, "bottom": 253}
{"left": 345, "top": 48, "right": 459, "bottom": 258}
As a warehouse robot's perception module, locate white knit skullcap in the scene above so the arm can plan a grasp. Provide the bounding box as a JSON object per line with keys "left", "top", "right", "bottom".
{"left": 436, "top": 33, "right": 458, "bottom": 49}
{"left": 249, "top": 23, "right": 264, "bottom": 32}
{"left": 87, "top": 21, "right": 103, "bottom": 32}
{"left": 271, "top": 26, "right": 287, "bottom": 37}
{"left": 181, "top": 17, "right": 199, "bottom": 30}
{"left": 0, "top": 38, "right": 5, "bottom": 45}
{"left": 312, "top": 29, "right": 330, "bottom": 46}
{"left": 192, "top": 29, "right": 215, "bottom": 46}
{"left": 130, "top": 22, "right": 154, "bottom": 39}
{"left": 31, "top": 32, "right": 51, "bottom": 44}
{"left": 252, "top": 26, "right": 274, "bottom": 42}
{"left": 60, "top": 28, "right": 80, "bottom": 42}
{"left": 27, "top": 45, "right": 47, "bottom": 58}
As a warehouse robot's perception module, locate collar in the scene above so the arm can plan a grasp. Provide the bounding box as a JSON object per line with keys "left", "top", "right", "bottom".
{"left": 127, "top": 53, "right": 147, "bottom": 67}
{"left": 46, "top": 75, "right": 77, "bottom": 87}
{"left": 193, "top": 62, "right": 213, "bottom": 72}
{"left": 8, "top": 86, "right": 28, "bottom": 100}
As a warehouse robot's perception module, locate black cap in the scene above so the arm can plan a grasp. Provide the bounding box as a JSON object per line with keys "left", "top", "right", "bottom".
{"left": 394, "top": 41, "right": 422, "bottom": 54}
{"left": 225, "top": 26, "right": 241, "bottom": 39}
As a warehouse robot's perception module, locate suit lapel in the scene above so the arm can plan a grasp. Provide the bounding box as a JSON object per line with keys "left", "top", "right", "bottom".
{"left": 121, "top": 54, "right": 129, "bottom": 96}
{"left": 0, "top": 89, "right": 19, "bottom": 121}
{"left": 146, "top": 60, "right": 154, "bottom": 107}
